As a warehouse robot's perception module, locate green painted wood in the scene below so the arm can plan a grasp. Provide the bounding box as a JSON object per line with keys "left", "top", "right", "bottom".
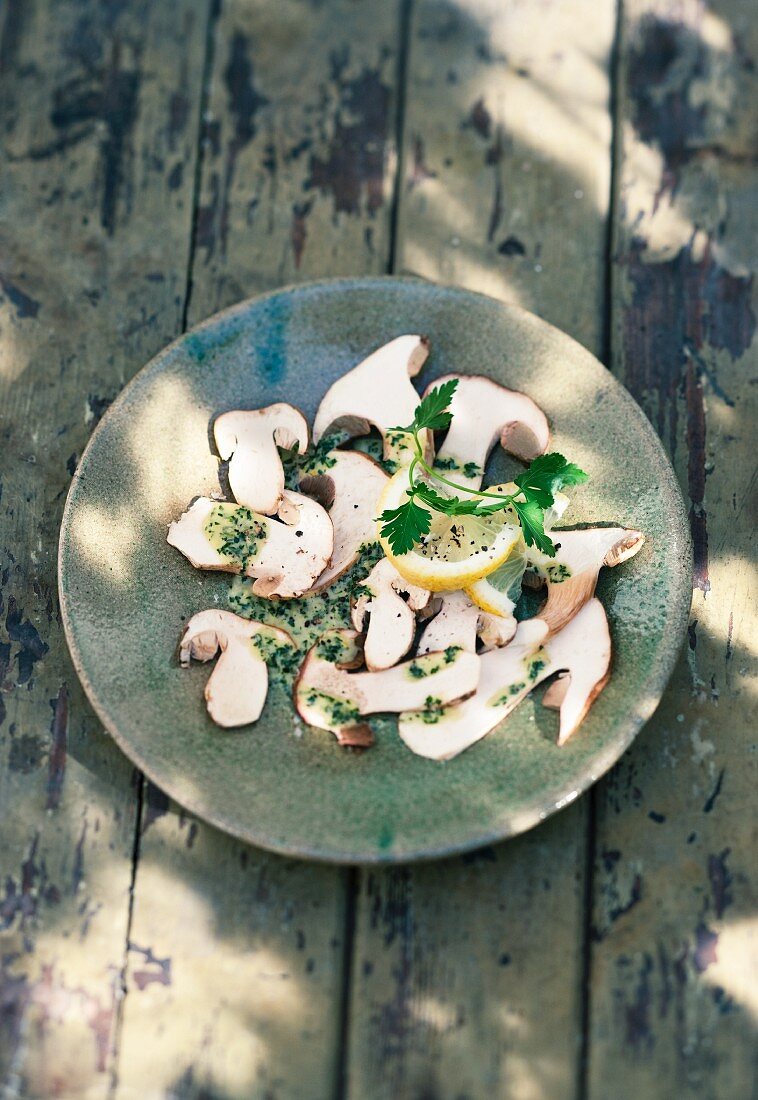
{"left": 588, "top": 0, "right": 758, "bottom": 1096}
{"left": 345, "top": 2, "right": 617, "bottom": 1096}
{"left": 115, "top": 3, "right": 406, "bottom": 1096}
{"left": 0, "top": 0, "right": 209, "bottom": 1094}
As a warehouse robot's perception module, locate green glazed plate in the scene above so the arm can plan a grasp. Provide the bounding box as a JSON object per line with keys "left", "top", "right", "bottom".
{"left": 59, "top": 277, "right": 691, "bottom": 862}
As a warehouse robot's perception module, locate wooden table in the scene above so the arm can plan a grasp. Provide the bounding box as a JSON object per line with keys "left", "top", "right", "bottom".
{"left": 1, "top": 1, "right": 755, "bottom": 1097}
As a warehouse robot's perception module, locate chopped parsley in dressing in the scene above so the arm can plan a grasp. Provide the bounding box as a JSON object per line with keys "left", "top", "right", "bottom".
{"left": 204, "top": 503, "right": 266, "bottom": 572}
{"left": 227, "top": 541, "right": 383, "bottom": 689}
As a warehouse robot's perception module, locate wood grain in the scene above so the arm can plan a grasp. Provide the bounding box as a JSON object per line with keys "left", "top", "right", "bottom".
{"left": 345, "top": 3, "right": 616, "bottom": 1097}
{"left": 588, "top": 0, "right": 758, "bottom": 1096}
{"left": 0, "top": 0, "right": 209, "bottom": 1094}
{"left": 115, "top": 3, "right": 405, "bottom": 1097}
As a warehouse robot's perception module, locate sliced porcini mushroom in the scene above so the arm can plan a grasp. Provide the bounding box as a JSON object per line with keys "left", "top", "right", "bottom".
{"left": 399, "top": 599, "right": 610, "bottom": 760}
{"left": 299, "top": 450, "right": 389, "bottom": 593}
{"left": 294, "top": 628, "right": 480, "bottom": 747}
{"left": 167, "top": 490, "right": 333, "bottom": 599}
{"left": 417, "top": 590, "right": 517, "bottom": 654}
{"left": 312, "top": 335, "right": 432, "bottom": 467}
{"left": 532, "top": 526, "right": 645, "bottom": 635}
{"left": 350, "top": 558, "right": 431, "bottom": 670}
{"left": 213, "top": 404, "right": 309, "bottom": 514}
{"left": 179, "top": 609, "right": 294, "bottom": 728}
{"left": 430, "top": 374, "right": 550, "bottom": 489}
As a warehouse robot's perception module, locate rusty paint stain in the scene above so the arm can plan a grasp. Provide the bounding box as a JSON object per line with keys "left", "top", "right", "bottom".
{"left": 291, "top": 199, "right": 313, "bottom": 269}
{"left": 46, "top": 684, "right": 68, "bottom": 810}
{"left": 624, "top": 953, "right": 654, "bottom": 1052}
{"left": 685, "top": 361, "right": 709, "bottom": 592}
{"left": 129, "top": 943, "right": 172, "bottom": 990}
{"left": 308, "top": 57, "right": 390, "bottom": 218}
{"left": 621, "top": 234, "right": 754, "bottom": 592}
{"left": 707, "top": 848, "right": 733, "bottom": 918}
{"left": 408, "top": 136, "right": 437, "bottom": 190}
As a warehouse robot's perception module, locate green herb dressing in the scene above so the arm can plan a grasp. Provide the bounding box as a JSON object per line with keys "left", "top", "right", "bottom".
{"left": 227, "top": 542, "right": 383, "bottom": 689}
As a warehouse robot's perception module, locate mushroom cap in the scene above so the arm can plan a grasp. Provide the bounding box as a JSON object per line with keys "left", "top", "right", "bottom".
{"left": 350, "top": 558, "right": 431, "bottom": 671}
{"left": 299, "top": 451, "right": 389, "bottom": 593}
{"left": 180, "top": 609, "right": 294, "bottom": 728}
{"left": 312, "top": 335, "right": 432, "bottom": 465}
{"left": 429, "top": 373, "right": 550, "bottom": 489}
{"left": 417, "top": 590, "right": 517, "bottom": 655}
{"left": 294, "top": 628, "right": 480, "bottom": 744}
{"left": 399, "top": 599, "right": 611, "bottom": 759}
{"left": 167, "top": 491, "right": 334, "bottom": 599}
{"left": 213, "top": 404, "right": 309, "bottom": 515}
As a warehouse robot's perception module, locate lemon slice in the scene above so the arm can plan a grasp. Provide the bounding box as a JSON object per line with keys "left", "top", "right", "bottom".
{"left": 377, "top": 472, "right": 520, "bottom": 591}
{"left": 467, "top": 488, "right": 569, "bottom": 614}
{"left": 466, "top": 539, "right": 527, "bottom": 615}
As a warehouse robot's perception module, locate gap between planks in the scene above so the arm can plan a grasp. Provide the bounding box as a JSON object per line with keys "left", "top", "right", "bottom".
{"left": 108, "top": 2, "right": 221, "bottom": 1091}
{"left": 336, "top": 5, "right": 415, "bottom": 1094}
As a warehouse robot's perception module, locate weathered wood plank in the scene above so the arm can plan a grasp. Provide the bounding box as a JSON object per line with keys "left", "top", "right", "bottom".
{"left": 588, "top": 1, "right": 758, "bottom": 1096}
{"left": 346, "top": 2, "right": 616, "bottom": 1097}
{"left": 0, "top": 0, "right": 209, "bottom": 1094}
{"left": 187, "top": 0, "right": 402, "bottom": 322}
{"left": 115, "top": 3, "right": 406, "bottom": 1096}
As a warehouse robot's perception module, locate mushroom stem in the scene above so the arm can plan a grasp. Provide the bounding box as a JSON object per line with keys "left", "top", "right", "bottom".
{"left": 398, "top": 599, "right": 611, "bottom": 760}
{"left": 531, "top": 526, "right": 645, "bottom": 635}
{"left": 351, "top": 558, "right": 431, "bottom": 670}
{"left": 180, "top": 610, "right": 295, "bottom": 728}
{"left": 294, "top": 629, "right": 480, "bottom": 745}
{"left": 214, "top": 404, "right": 309, "bottom": 515}
{"left": 417, "top": 590, "right": 516, "bottom": 654}
{"left": 299, "top": 450, "right": 389, "bottom": 594}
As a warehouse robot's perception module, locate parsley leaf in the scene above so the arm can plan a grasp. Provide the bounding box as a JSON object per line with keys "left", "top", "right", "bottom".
{"left": 514, "top": 452, "right": 588, "bottom": 507}
{"left": 511, "top": 497, "right": 556, "bottom": 556}
{"left": 378, "top": 498, "right": 432, "bottom": 556}
{"left": 391, "top": 379, "right": 459, "bottom": 435}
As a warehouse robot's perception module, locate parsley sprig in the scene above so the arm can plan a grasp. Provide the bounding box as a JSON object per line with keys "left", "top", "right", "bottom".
{"left": 378, "top": 379, "right": 588, "bottom": 557}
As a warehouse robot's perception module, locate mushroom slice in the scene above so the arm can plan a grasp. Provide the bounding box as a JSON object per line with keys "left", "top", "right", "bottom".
{"left": 312, "top": 335, "right": 432, "bottom": 467}
{"left": 430, "top": 374, "right": 550, "bottom": 489}
{"left": 399, "top": 599, "right": 611, "bottom": 760}
{"left": 531, "top": 526, "right": 645, "bottom": 635}
{"left": 350, "top": 558, "right": 431, "bottom": 670}
{"left": 294, "top": 629, "right": 480, "bottom": 747}
{"left": 300, "top": 451, "right": 389, "bottom": 593}
{"left": 180, "top": 610, "right": 295, "bottom": 728}
{"left": 167, "top": 490, "right": 333, "bottom": 599}
{"left": 417, "top": 590, "right": 517, "bottom": 654}
{"left": 213, "top": 404, "right": 308, "bottom": 515}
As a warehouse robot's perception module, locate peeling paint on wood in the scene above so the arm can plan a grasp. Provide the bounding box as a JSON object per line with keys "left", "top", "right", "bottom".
{"left": 591, "top": 0, "right": 758, "bottom": 1095}
{"left": 0, "top": 0, "right": 210, "bottom": 1092}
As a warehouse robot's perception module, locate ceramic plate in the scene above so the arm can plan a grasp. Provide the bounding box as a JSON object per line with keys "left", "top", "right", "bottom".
{"left": 59, "top": 277, "right": 691, "bottom": 862}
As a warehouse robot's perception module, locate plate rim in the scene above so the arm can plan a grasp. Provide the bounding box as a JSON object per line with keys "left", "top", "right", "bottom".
{"left": 58, "top": 275, "right": 693, "bottom": 863}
